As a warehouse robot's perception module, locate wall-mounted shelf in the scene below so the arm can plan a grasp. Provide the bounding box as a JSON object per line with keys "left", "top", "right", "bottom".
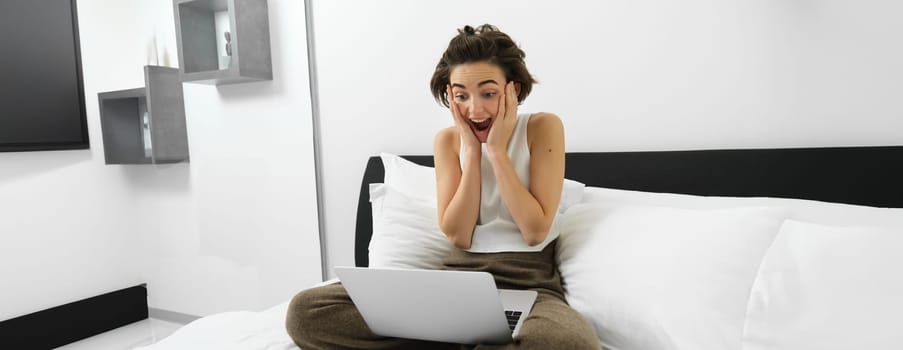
{"left": 98, "top": 66, "right": 189, "bottom": 164}
{"left": 173, "top": 0, "right": 272, "bottom": 85}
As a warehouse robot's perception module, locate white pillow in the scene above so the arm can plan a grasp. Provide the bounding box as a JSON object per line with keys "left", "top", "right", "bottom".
{"left": 368, "top": 183, "right": 452, "bottom": 270}
{"left": 742, "top": 220, "right": 903, "bottom": 350}
{"left": 557, "top": 204, "right": 788, "bottom": 350}
{"left": 379, "top": 152, "right": 585, "bottom": 212}
{"left": 380, "top": 152, "right": 436, "bottom": 201}
{"left": 581, "top": 186, "right": 903, "bottom": 229}
{"left": 559, "top": 179, "right": 585, "bottom": 213}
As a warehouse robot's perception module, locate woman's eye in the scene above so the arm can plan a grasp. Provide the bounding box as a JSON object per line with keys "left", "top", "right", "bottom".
{"left": 454, "top": 94, "right": 467, "bottom": 101}
{"left": 483, "top": 92, "right": 497, "bottom": 98}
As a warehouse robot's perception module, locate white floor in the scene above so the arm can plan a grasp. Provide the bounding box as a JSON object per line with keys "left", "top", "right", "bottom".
{"left": 55, "top": 318, "right": 185, "bottom": 350}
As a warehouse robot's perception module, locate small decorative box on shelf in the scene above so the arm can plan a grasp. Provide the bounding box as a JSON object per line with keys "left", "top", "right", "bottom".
{"left": 98, "top": 66, "right": 190, "bottom": 164}
{"left": 173, "top": 0, "right": 272, "bottom": 85}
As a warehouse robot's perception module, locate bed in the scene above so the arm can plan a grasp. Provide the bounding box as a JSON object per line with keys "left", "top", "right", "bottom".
{"left": 137, "top": 146, "right": 903, "bottom": 350}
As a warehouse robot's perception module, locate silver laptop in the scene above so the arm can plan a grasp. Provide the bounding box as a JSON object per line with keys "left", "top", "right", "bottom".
{"left": 334, "top": 266, "right": 537, "bottom": 345}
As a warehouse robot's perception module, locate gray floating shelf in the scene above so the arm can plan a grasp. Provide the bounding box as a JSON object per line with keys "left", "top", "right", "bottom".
{"left": 173, "top": 0, "right": 272, "bottom": 85}
{"left": 98, "top": 66, "right": 190, "bottom": 164}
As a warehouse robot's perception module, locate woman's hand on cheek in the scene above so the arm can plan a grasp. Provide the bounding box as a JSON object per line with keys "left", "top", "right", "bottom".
{"left": 447, "top": 85, "right": 481, "bottom": 156}
{"left": 487, "top": 81, "right": 517, "bottom": 157}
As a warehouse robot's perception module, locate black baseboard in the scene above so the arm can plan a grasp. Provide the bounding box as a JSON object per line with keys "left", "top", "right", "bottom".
{"left": 0, "top": 284, "right": 148, "bottom": 350}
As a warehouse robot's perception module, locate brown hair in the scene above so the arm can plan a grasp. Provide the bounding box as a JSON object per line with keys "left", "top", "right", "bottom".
{"left": 430, "top": 24, "right": 536, "bottom": 108}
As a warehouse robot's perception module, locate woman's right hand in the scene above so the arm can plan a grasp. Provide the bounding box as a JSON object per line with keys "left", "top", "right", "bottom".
{"left": 447, "top": 85, "right": 481, "bottom": 156}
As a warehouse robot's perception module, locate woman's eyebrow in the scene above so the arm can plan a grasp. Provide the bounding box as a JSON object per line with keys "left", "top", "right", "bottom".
{"left": 478, "top": 79, "right": 499, "bottom": 87}
{"left": 451, "top": 80, "right": 500, "bottom": 90}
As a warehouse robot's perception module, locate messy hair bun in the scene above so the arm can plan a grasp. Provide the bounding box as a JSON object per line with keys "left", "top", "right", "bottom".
{"left": 430, "top": 24, "right": 536, "bottom": 108}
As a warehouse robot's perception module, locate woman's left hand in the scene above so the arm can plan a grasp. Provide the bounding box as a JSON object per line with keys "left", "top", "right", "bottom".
{"left": 487, "top": 81, "right": 518, "bottom": 156}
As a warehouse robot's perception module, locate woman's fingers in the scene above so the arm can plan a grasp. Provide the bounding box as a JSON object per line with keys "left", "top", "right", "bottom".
{"left": 448, "top": 85, "right": 462, "bottom": 121}
{"left": 499, "top": 81, "right": 516, "bottom": 121}
{"left": 497, "top": 86, "right": 507, "bottom": 120}
{"left": 507, "top": 82, "right": 516, "bottom": 116}
{"left": 449, "top": 84, "right": 479, "bottom": 147}
{"left": 446, "top": 85, "right": 454, "bottom": 113}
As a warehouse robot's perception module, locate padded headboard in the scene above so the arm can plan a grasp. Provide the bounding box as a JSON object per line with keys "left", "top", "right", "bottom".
{"left": 355, "top": 146, "right": 903, "bottom": 267}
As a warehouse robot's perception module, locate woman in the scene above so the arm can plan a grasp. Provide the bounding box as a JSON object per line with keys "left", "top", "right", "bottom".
{"left": 286, "top": 24, "right": 599, "bottom": 350}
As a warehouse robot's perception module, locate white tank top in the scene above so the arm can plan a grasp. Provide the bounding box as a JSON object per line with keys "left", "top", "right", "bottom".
{"left": 460, "top": 113, "right": 560, "bottom": 253}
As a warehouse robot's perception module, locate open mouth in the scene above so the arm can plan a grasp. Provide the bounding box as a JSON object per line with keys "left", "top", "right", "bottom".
{"left": 471, "top": 118, "right": 493, "bottom": 131}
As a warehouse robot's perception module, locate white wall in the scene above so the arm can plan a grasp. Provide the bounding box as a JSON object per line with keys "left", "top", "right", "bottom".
{"left": 0, "top": 0, "right": 151, "bottom": 321}
{"left": 124, "top": 0, "right": 323, "bottom": 316}
{"left": 1, "top": 0, "right": 321, "bottom": 320}
{"left": 310, "top": 0, "right": 903, "bottom": 275}
{"left": 0, "top": 148, "right": 142, "bottom": 321}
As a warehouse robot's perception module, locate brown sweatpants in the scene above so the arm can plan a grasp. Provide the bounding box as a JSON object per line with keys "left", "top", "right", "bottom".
{"left": 285, "top": 240, "right": 600, "bottom": 350}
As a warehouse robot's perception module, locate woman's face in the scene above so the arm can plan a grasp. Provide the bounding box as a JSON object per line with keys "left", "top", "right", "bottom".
{"left": 449, "top": 62, "right": 508, "bottom": 143}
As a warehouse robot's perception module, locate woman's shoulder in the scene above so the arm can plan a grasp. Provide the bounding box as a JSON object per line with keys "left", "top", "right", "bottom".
{"left": 526, "top": 112, "right": 564, "bottom": 141}
{"left": 433, "top": 126, "right": 460, "bottom": 152}
{"left": 526, "top": 112, "right": 562, "bottom": 127}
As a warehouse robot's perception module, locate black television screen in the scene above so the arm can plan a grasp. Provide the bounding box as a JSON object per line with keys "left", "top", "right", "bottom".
{"left": 0, "top": 0, "right": 89, "bottom": 152}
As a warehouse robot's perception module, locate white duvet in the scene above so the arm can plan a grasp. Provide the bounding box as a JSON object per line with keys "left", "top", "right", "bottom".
{"left": 134, "top": 301, "right": 300, "bottom": 350}
{"left": 136, "top": 279, "right": 343, "bottom": 350}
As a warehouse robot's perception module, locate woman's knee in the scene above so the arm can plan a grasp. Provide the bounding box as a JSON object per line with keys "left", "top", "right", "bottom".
{"left": 515, "top": 302, "right": 600, "bottom": 350}
{"left": 553, "top": 327, "right": 600, "bottom": 350}
{"left": 286, "top": 283, "right": 352, "bottom": 347}
{"left": 285, "top": 287, "right": 318, "bottom": 341}
{"left": 517, "top": 325, "right": 599, "bottom": 350}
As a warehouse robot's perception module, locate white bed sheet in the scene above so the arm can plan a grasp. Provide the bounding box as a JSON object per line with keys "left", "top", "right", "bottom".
{"left": 135, "top": 279, "right": 339, "bottom": 350}
{"left": 134, "top": 302, "right": 298, "bottom": 350}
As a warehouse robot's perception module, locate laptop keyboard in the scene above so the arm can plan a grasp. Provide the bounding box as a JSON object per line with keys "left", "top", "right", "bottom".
{"left": 505, "top": 310, "right": 523, "bottom": 330}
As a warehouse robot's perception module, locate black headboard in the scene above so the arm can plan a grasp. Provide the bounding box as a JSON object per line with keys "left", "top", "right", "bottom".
{"left": 355, "top": 146, "right": 903, "bottom": 267}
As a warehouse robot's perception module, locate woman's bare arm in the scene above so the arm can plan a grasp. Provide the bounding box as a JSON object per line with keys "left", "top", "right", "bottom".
{"left": 487, "top": 112, "right": 565, "bottom": 246}
{"left": 434, "top": 127, "right": 482, "bottom": 249}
